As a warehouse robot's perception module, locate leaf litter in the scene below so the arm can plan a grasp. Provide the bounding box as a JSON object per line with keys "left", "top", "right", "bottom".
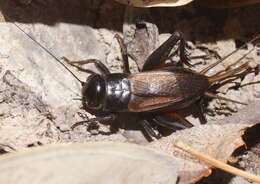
{"left": 148, "top": 101, "right": 260, "bottom": 184}
{"left": 0, "top": 1, "right": 260, "bottom": 183}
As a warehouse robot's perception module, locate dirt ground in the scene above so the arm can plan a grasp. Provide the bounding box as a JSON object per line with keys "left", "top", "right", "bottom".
{"left": 0, "top": 0, "right": 259, "bottom": 183}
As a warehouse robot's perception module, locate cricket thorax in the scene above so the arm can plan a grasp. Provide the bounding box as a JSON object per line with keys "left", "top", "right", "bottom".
{"left": 103, "top": 73, "right": 131, "bottom": 112}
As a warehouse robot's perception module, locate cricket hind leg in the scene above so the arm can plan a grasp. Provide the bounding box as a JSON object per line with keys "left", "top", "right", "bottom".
{"left": 152, "top": 112, "right": 194, "bottom": 130}
{"left": 142, "top": 31, "right": 192, "bottom": 71}
{"left": 196, "top": 98, "right": 207, "bottom": 124}
{"left": 139, "top": 111, "right": 194, "bottom": 140}
{"left": 61, "top": 57, "right": 111, "bottom": 75}
{"left": 139, "top": 111, "right": 193, "bottom": 139}
{"left": 139, "top": 119, "right": 162, "bottom": 140}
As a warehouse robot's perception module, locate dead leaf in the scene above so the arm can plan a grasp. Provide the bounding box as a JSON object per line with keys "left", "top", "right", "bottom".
{"left": 0, "top": 142, "right": 178, "bottom": 184}
{"left": 173, "top": 140, "right": 260, "bottom": 183}
{"left": 196, "top": 0, "right": 260, "bottom": 8}
{"left": 115, "top": 0, "right": 260, "bottom": 8}
{"left": 147, "top": 101, "right": 260, "bottom": 184}
{"left": 115, "top": 0, "right": 193, "bottom": 7}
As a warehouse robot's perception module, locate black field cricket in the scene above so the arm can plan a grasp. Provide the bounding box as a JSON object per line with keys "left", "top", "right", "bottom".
{"left": 13, "top": 24, "right": 260, "bottom": 138}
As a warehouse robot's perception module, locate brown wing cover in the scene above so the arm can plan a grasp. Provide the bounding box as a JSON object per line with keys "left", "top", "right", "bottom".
{"left": 128, "top": 67, "right": 210, "bottom": 112}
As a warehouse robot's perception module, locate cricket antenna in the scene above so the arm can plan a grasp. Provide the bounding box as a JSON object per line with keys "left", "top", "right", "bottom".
{"left": 200, "top": 34, "right": 260, "bottom": 74}
{"left": 12, "top": 22, "right": 84, "bottom": 85}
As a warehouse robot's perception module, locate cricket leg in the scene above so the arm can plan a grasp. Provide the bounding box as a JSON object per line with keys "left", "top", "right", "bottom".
{"left": 71, "top": 114, "right": 116, "bottom": 130}
{"left": 139, "top": 119, "right": 162, "bottom": 140}
{"left": 197, "top": 98, "right": 207, "bottom": 124}
{"left": 152, "top": 112, "right": 193, "bottom": 130}
{"left": 114, "top": 34, "right": 131, "bottom": 74}
{"left": 61, "top": 57, "right": 111, "bottom": 75}
{"left": 142, "top": 31, "right": 191, "bottom": 71}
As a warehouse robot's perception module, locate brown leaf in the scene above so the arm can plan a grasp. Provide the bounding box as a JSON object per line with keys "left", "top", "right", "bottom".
{"left": 197, "top": 0, "right": 260, "bottom": 8}
{"left": 147, "top": 101, "right": 260, "bottom": 184}
{"left": 115, "top": 0, "right": 193, "bottom": 7}
{"left": 116, "top": 0, "right": 260, "bottom": 8}
{"left": 115, "top": 0, "right": 260, "bottom": 8}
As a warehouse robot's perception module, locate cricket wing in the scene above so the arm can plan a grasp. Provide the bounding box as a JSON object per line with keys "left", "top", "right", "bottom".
{"left": 128, "top": 69, "right": 209, "bottom": 112}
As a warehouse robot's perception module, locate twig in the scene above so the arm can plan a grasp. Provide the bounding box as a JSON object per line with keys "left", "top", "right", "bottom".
{"left": 173, "top": 140, "right": 260, "bottom": 183}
